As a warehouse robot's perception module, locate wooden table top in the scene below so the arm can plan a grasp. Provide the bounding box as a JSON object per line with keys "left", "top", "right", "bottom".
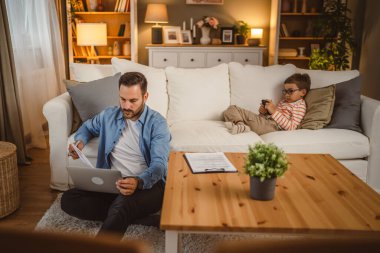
{"left": 160, "top": 152, "right": 380, "bottom": 234}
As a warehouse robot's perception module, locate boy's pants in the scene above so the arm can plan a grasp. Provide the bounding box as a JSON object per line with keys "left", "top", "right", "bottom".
{"left": 223, "top": 105, "right": 278, "bottom": 135}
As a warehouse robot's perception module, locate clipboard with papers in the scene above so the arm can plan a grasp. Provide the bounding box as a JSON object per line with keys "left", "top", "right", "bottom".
{"left": 184, "top": 152, "right": 238, "bottom": 174}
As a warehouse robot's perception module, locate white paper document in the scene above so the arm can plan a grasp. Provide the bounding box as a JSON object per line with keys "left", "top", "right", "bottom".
{"left": 184, "top": 152, "right": 237, "bottom": 173}
{"left": 72, "top": 144, "right": 94, "bottom": 168}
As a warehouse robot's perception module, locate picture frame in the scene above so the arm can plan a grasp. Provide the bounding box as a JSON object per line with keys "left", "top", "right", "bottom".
{"left": 186, "top": 0, "right": 223, "bottom": 5}
{"left": 163, "top": 26, "right": 182, "bottom": 44}
{"left": 180, "top": 30, "right": 192, "bottom": 44}
{"left": 221, "top": 27, "right": 234, "bottom": 44}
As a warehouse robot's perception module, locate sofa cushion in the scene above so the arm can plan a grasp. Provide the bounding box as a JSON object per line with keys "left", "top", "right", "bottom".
{"left": 229, "top": 63, "right": 296, "bottom": 113}
{"left": 67, "top": 73, "right": 121, "bottom": 121}
{"left": 69, "top": 63, "right": 114, "bottom": 82}
{"left": 260, "top": 128, "right": 369, "bottom": 160}
{"left": 301, "top": 85, "right": 336, "bottom": 130}
{"left": 166, "top": 64, "right": 230, "bottom": 122}
{"left": 295, "top": 67, "right": 360, "bottom": 89}
{"left": 169, "top": 120, "right": 263, "bottom": 152}
{"left": 326, "top": 76, "right": 362, "bottom": 132}
{"left": 111, "top": 58, "right": 168, "bottom": 118}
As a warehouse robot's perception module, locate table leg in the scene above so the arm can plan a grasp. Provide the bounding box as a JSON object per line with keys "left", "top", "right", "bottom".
{"left": 165, "top": 230, "right": 180, "bottom": 253}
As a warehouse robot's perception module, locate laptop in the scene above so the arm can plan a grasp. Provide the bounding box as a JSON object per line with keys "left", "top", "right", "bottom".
{"left": 68, "top": 167, "right": 122, "bottom": 194}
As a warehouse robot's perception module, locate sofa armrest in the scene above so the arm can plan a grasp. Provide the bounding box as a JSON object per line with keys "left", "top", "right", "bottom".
{"left": 361, "top": 95, "right": 380, "bottom": 192}
{"left": 42, "top": 92, "right": 73, "bottom": 190}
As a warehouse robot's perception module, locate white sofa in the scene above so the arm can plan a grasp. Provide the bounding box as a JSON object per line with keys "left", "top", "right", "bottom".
{"left": 43, "top": 59, "right": 380, "bottom": 193}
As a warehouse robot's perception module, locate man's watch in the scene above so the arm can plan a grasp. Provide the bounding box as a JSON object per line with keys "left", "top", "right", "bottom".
{"left": 137, "top": 177, "right": 144, "bottom": 190}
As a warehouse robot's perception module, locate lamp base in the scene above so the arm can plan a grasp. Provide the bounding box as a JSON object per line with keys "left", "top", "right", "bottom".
{"left": 151, "top": 27, "right": 163, "bottom": 44}
{"left": 247, "top": 38, "right": 260, "bottom": 47}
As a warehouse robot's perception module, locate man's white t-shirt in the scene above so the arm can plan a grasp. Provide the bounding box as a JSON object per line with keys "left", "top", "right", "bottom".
{"left": 110, "top": 119, "right": 148, "bottom": 177}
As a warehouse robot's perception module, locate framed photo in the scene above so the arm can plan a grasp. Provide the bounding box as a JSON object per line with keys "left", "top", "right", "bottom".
{"left": 310, "top": 43, "right": 320, "bottom": 52}
{"left": 163, "top": 26, "right": 182, "bottom": 44}
{"left": 186, "top": 0, "right": 223, "bottom": 5}
{"left": 180, "top": 30, "right": 192, "bottom": 44}
{"left": 221, "top": 27, "right": 234, "bottom": 44}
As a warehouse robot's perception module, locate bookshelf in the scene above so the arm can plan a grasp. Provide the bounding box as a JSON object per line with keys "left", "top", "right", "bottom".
{"left": 67, "top": 0, "right": 137, "bottom": 65}
{"left": 270, "top": 0, "right": 325, "bottom": 69}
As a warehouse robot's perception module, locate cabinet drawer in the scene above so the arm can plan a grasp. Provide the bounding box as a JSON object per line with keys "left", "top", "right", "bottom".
{"left": 233, "top": 52, "right": 260, "bottom": 65}
{"left": 206, "top": 53, "right": 232, "bottom": 67}
{"left": 179, "top": 53, "right": 205, "bottom": 68}
{"left": 151, "top": 52, "right": 178, "bottom": 68}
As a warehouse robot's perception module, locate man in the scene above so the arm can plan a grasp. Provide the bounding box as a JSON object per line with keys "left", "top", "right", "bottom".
{"left": 61, "top": 72, "right": 171, "bottom": 237}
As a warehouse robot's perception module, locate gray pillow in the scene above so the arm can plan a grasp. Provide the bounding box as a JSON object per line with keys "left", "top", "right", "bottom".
{"left": 66, "top": 73, "right": 121, "bottom": 122}
{"left": 325, "top": 76, "right": 362, "bottom": 132}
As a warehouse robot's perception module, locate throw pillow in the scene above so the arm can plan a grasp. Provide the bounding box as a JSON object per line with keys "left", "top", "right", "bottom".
{"left": 325, "top": 76, "right": 362, "bottom": 132}
{"left": 295, "top": 67, "right": 360, "bottom": 89}
{"left": 229, "top": 62, "right": 297, "bottom": 114}
{"left": 165, "top": 64, "right": 230, "bottom": 122}
{"left": 69, "top": 63, "right": 114, "bottom": 82}
{"left": 63, "top": 79, "right": 82, "bottom": 134}
{"left": 300, "top": 85, "right": 336, "bottom": 130}
{"left": 66, "top": 73, "right": 121, "bottom": 122}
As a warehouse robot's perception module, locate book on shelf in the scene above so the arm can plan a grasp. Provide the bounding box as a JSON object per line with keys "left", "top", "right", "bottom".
{"left": 71, "top": 22, "right": 77, "bottom": 37}
{"left": 115, "top": 0, "right": 129, "bottom": 12}
{"left": 281, "top": 23, "right": 289, "bottom": 37}
{"left": 117, "top": 24, "right": 126, "bottom": 36}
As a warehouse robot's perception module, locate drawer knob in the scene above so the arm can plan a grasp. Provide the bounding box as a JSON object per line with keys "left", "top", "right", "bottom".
{"left": 190, "top": 58, "right": 194, "bottom": 62}
{"left": 218, "top": 59, "right": 221, "bottom": 62}
{"left": 245, "top": 59, "right": 249, "bottom": 62}
{"left": 163, "top": 58, "right": 167, "bottom": 62}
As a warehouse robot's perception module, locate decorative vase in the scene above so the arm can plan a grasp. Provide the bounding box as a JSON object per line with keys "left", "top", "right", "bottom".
{"left": 113, "top": 41, "right": 120, "bottom": 56}
{"left": 200, "top": 27, "right": 211, "bottom": 45}
{"left": 250, "top": 176, "right": 277, "bottom": 201}
{"left": 122, "top": 42, "right": 131, "bottom": 56}
{"left": 236, "top": 35, "right": 246, "bottom": 45}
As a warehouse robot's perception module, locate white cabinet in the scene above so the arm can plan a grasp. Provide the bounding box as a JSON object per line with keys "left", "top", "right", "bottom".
{"left": 146, "top": 45, "right": 266, "bottom": 68}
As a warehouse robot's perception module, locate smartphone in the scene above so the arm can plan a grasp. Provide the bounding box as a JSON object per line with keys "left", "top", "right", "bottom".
{"left": 261, "top": 99, "right": 268, "bottom": 105}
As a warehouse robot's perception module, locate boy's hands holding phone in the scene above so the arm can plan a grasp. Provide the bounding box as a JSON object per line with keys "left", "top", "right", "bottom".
{"left": 260, "top": 99, "right": 276, "bottom": 115}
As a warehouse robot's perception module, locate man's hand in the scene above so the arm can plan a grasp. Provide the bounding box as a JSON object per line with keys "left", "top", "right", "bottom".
{"left": 265, "top": 100, "right": 276, "bottom": 115}
{"left": 116, "top": 177, "right": 139, "bottom": 196}
{"left": 68, "top": 140, "right": 84, "bottom": 160}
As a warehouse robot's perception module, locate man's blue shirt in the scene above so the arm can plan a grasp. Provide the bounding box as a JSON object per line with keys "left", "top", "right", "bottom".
{"left": 75, "top": 105, "right": 171, "bottom": 189}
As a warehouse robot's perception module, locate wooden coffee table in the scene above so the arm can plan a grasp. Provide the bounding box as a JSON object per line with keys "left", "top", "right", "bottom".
{"left": 161, "top": 152, "right": 380, "bottom": 253}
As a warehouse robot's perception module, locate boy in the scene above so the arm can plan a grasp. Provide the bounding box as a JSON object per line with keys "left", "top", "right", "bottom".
{"left": 224, "top": 73, "right": 311, "bottom": 135}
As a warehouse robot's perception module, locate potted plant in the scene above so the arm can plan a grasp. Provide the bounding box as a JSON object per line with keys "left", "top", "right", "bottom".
{"left": 235, "top": 20, "right": 249, "bottom": 44}
{"left": 310, "top": 0, "right": 355, "bottom": 70}
{"left": 245, "top": 143, "right": 288, "bottom": 201}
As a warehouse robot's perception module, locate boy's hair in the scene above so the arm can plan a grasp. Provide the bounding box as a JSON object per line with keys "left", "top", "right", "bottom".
{"left": 284, "top": 73, "right": 311, "bottom": 92}
{"left": 119, "top": 72, "right": 147, "bottom": 95}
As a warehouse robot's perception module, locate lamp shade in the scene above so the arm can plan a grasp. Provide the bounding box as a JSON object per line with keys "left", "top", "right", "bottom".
{"left": 144, "top": 4, "right": 168, "bottom": 24}
{"left": 77, "top": 23, "right": 107, "bottom": 46}
{"left": 251, "top": 28, "right": 263, "bottom": 39}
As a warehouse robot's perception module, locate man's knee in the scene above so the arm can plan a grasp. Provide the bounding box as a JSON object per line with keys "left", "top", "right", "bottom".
{"left": 61, "top": 188, "right": 84, "bottom": 217}
{"left": 223, "top": 105, "right": 240, "bottom": 122}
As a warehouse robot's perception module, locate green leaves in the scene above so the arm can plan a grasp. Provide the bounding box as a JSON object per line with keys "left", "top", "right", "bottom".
{"left": 244, "top": 143, "right": 288, "bottom": 182}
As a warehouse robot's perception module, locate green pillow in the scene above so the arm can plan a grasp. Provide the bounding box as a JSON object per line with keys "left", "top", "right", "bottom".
{"left": 300, "top": 85, "right": 336, "bottom": 130}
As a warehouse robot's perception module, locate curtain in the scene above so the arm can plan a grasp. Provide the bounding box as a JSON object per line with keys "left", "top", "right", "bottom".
{"left": 5, "top": 0, "right": 66, "bottom": 149}
{"left": 0, "top": 0, "right": 27, "bottom": 164}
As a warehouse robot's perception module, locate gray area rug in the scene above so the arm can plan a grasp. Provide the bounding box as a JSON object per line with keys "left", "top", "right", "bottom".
{"left": 35, "top": 194, "right": 303, "bottom": 253}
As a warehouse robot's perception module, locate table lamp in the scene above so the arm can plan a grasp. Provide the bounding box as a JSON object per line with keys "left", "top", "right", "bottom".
{"left": 77, "top": 23, "right": 107, "bottom": 63}
{"left": 248, "top": 28, "right": 263, "bottom": 46}
{"left": 144, "top": 3, "right": 168, "bottom": 44}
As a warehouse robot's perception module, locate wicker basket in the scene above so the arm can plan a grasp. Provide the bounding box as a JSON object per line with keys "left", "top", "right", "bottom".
{"left": 0, "top": 141, "right": 20, "bottom": 218}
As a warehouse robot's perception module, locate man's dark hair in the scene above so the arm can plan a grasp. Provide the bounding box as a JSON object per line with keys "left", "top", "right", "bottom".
{"left": 284, "top": 73, "right": 311, "bottom": 92}
{"left": 119, "top": 72, "right": 147, "bottom": 94}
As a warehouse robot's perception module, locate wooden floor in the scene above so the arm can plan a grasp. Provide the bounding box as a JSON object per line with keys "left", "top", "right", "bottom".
{"left": 0, "top": 146, "right": 59, "bottom": 230}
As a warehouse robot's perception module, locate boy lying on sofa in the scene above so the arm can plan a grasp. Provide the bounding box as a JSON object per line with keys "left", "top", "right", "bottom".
{"left": 224, "top": 73, "right": 311, "bottom": 135}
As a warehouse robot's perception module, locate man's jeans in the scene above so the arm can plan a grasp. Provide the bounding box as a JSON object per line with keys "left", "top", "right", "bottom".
{"left": 61, "top": 180, "right": 165, "bottom": 237}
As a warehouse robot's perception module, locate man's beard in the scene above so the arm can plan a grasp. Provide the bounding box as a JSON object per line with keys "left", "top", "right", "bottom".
{"left": 122, "top": 102, "right": 145, "bottom": 120}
